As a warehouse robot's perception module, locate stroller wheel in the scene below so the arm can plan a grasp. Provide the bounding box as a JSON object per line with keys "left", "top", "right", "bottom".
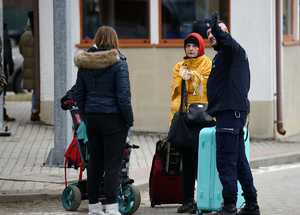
{"left": 118, "top": 184, "right": 141, "bottom": 215}
{"left": 61, "top": 184, "right": 81, "bottom": 211}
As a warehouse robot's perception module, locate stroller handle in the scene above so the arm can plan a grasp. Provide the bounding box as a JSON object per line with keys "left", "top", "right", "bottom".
{"left": 125, "top": 143, "right": 139, "bottom": 149}
{"left": 131, "top": 144, "right": 140, "bottom": 149}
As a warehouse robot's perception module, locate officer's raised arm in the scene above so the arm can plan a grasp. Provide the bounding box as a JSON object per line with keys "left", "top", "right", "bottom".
{"left": 208, "top": 14, "right": 239, "bottom": 52}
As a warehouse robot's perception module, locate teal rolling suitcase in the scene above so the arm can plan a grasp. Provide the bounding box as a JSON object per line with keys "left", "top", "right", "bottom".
{"left": 196, "top": 127, "right": 250, "bottom": 214}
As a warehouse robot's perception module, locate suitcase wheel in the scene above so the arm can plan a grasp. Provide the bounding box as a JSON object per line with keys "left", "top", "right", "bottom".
{"left": 118, "top": 184, "right": 141, "bottom": 215}
{"left": 61, "top": 184, "right": 82, "bottom": 211}
{"left": 196, "top": 208, "right": 203, "bottom": 215}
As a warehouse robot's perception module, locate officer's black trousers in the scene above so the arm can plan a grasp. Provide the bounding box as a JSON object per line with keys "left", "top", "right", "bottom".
{"left": 215, "top": 110, "right": 257, "bottom": 205}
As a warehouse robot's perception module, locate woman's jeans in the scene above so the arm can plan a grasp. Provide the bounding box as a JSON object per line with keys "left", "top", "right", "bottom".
{"left": 31, "top": 90, "right": 39, "bottom": 113}
{"left": 85, "top": 113, "right": 127, "bottom": 204}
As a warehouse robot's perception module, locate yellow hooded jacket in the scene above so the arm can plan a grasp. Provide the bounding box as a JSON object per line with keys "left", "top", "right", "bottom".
{"left": 169, "top": 55, "right": 212, "bottom": 125}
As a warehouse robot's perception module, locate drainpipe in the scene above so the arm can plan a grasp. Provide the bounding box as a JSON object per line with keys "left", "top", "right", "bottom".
{"left": 275, "top": 0, "right": 286, "bottom": 135}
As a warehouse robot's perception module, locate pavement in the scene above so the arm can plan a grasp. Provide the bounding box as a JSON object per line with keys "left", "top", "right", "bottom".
{"left": 1, "top": 101, "right": 300, "bottom": 203}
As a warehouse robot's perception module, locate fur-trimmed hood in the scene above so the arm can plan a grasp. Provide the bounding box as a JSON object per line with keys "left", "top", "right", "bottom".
{"left": 74, "top": 49, "right": 120, "bottom": 69}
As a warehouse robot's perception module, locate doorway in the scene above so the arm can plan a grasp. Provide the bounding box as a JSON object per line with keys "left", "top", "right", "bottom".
{"left": 2, "top": 0, "right": 40, "bottom": 121}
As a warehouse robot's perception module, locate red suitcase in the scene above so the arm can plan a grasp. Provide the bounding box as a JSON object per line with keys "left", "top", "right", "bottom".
{"left": 149, "top": 139, "right": 184, "bottom": 207}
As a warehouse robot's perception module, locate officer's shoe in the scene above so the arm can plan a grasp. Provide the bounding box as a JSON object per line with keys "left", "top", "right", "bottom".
{"left": 212, "top": 204, "right": 237, "bottom": 215}
{"left": 177, "top": 201, "right": 197, "bottom": 214}
{"left": 237, "top": 202, "right": 260, "bottom": 215}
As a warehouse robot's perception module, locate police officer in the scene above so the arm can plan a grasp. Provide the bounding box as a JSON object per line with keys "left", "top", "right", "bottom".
{"left": 205, "top": 14, "right": 261, "bottom": 215}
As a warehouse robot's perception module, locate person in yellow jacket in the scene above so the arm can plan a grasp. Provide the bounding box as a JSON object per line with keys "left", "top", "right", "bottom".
{"left": 169, "top": 32, "right": 212, "bottom": 214}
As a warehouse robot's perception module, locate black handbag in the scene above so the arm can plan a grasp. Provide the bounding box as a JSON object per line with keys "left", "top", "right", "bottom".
{"left": 167, "top": 80, "right": 194, "bottom": 148}
{"left": 186, "top": 103, "right": 216, "bottom": 127}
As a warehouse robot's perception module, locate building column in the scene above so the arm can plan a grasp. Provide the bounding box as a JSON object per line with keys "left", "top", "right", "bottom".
{"left": 46, "top": 0, "right": 80, "bottom": 166}
{"left": 46, "top": 0, "right": 68, "bottom": 166}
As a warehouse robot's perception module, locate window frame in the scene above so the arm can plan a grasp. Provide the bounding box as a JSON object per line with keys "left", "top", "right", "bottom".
{"left": 78, "top": 0, "right": 152, "bottom": 48}
{"left": 158, "top": 0, "right": 231, "bottom": 47}
{"left": 283, "top": 0, "right": 300, "bottom": 46}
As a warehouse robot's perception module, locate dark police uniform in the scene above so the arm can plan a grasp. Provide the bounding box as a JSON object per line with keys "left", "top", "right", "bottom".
{"left": 206, "top": 22, "right": 258, "bottom": 208}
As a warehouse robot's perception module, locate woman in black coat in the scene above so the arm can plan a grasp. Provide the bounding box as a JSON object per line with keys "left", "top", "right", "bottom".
{"left": 74, "top": 26, "right": 133, "bottom": 215}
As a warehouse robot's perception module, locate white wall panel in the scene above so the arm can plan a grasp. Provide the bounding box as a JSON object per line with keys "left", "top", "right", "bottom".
{"left": 150, "top": 0, "right": 159, "bottom": 44}
{"left": 231, "top": 0, "right": 276, "bottom": 101}
{"left": 39, "top": 0, "right": 54, "bottom": 101}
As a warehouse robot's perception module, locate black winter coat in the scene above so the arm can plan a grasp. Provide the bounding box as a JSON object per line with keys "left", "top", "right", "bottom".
{"left": 207, "top": 23, "right": 250, "bottom": 117}
{"left": 74, "top": 46, "right": 133, "bottom": 128}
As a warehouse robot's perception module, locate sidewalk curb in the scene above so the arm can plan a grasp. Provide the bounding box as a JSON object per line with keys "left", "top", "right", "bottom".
{"left": 0, "top": 184, "right": 149, "bottom": 204}
{"left": 0, "top": 191, "right": 61, "bottom": 203}
{"left": 250, "top": 152, "right": 300, "bottom": 169}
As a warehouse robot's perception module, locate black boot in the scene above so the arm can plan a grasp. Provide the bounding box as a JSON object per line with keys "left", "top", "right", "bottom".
{"left": 237, "top": 202, "right": 260, "bottom": 215}
{"left": 3, "top": 108, "right": 15, "bottom": 122}
{"left": 4, "top": 114, "right": 15, "bottom": 121}
{"left": 212, "top": 204, "right": 237, "bottom": 215}
{"left": 177, "top": 201, "right": 197, "bottom": 214}
{"left": 238, "top": 192, "right": 260, "bottom": 215}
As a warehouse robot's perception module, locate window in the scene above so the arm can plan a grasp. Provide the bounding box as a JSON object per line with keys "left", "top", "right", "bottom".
{"left": 80, "top": 0, "right": 150, "bottom": 47}
{"left": 160, "top": 0, "right": 230, "bottom": 45}
{"left": 283, "top": 0, "right": 300, "bottom": 44}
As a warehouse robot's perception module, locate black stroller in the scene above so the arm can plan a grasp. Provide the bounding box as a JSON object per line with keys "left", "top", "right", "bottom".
{"left": 60, "top": 97, "right": 141, "bottom": 215}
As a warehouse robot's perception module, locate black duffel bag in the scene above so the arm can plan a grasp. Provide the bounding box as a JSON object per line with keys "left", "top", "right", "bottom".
{"left": 167, "top": 80, "right": 215, "bottom": 149}
{"left": 167, "top": 80, "right": 195, "bottom": 149}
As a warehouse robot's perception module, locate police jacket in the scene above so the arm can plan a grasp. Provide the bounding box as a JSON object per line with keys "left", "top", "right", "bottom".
{"left": 74, "top": 46, "right": 133, "bottom": 128}
{"left": 207, "top": 24, "right": 250, "bottom": 117}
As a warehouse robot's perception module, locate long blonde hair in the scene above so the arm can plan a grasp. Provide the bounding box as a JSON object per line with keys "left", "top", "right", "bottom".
{"left": 94, "top": 26, "right": 119, "bottom": 50}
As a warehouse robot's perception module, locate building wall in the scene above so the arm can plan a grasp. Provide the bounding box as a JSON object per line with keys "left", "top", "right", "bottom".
{"left": 124, "top": 0, "right": 278, "bottom": 137}
{"left": 40, "top": 0, "right": 300, "bottom": 139}
{"left": 231, "top": 0, "right": 276, "bottom": 138}
{"left": 122, "top": 0, "right": 279, "bottom": 139}
{"left": 282, "top": 46, "right": 300, "bottom": 137}
{"left": 39, "top": 0, "right": 80, "bottom": 127}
